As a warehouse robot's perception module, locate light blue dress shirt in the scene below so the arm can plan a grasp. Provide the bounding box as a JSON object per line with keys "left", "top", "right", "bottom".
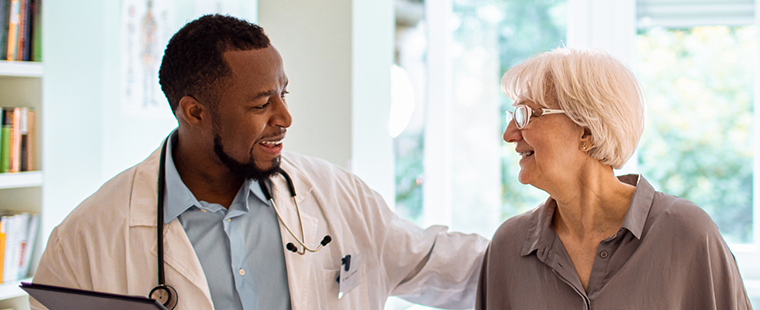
{"left": 162, "top": 133, "right": 292, "bottom": 310}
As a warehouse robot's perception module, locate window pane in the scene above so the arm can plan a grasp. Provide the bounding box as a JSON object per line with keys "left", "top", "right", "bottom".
{"left": 636, "top": 25, "right": 757, "bottom": 244}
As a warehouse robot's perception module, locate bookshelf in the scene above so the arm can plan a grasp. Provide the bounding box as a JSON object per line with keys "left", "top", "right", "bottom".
{"left": 0, "top": 62, "right": 42, "bottom": 78}
{"left": 0, "top": 278, "right": 31, "bottom": 301}
{"left": 0, "top": 59, "right": 43, "bottom": 310}
{"left": 0, "top": 171, "right": 42, "bottom": 189}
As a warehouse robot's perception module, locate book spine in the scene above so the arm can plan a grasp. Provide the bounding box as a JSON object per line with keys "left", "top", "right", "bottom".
{"left": 5, "top": 0, "right": 19, "bottom": 61}
{"left": 2, "top": 215, "right": 17, "bottom": 282}
{"left": 30, "top": 0, "right": 38, "bottom": 61}
{"left": 0, "top": 217, "right": 6, "bottom": 282}
{"left": 18, "top": 108, "right": 27, "bottom": 171}
{"left": 19, "top": 214, "right": 35, "bottom": 278}
{"left": 8, "top": 107, "right": 20, "bottom": 173}
{"left": 0, "top": 0, "right": 9, "bottom": 60}
{"left": 25, "top": 109, "right": 33, "bottom": 171}
{"left": 16, "top": 0, "right": 28, "bottom": 61}
{"left": 0, "top": 109, "right": 10, "bottom": 173}
{"left": 13, "top": 213, "right": 27, "bottom": 280}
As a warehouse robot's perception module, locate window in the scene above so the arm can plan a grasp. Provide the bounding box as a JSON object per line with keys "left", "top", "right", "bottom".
{"left": 390, "top": 0, "right": 566, "bottom": 309}
{"left": 636, "top": 25, "right": 757, "bottom": 244}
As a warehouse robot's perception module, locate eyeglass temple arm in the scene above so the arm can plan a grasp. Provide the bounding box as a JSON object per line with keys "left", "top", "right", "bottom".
{"left": 536, "top": 108, "right": 565, "bottom": 116}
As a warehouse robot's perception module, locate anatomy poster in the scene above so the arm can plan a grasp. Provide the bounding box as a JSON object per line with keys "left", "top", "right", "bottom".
{"left": 120, "top": 0, "right": 175, "bottom": 118}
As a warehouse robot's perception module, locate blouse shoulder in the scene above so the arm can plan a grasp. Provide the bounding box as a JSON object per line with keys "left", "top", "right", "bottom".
{"left": 646, "top": 191, "right": 722, "bottom": 242}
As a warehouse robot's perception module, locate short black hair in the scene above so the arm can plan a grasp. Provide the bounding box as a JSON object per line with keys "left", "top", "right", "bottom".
{"left": 158, "top": 14, "right": 271, "bottom": 113}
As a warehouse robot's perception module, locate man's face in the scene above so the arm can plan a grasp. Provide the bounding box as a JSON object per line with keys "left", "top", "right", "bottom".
{"left": 210, "top": 46, "right": 292, "bottom": 180}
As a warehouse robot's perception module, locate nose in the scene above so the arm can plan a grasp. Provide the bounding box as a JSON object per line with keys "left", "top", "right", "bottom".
{"left": 270, "top": 97, "right": 293, "bottom": 129}
{"left": 503, "top": 119, "right": 522, "bottom": 143}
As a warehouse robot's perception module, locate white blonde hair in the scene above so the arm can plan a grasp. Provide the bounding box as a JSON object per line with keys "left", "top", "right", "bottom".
{"left": 501, "top": 47, "right": 645, "bottom": 169}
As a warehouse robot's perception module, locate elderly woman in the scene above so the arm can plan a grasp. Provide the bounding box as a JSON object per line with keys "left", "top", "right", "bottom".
{"left": 476, "top": 48, "right": 752, "bottom": 309}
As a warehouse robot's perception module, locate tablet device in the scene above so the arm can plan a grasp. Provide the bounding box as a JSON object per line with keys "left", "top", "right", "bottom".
{"left": 21, "top": 282, "right": 168, "bottom": 310}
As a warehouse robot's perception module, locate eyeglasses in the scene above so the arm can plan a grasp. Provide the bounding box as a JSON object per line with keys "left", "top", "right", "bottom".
{"left": 506, "top": 104, "right": 565, "bottom": 129}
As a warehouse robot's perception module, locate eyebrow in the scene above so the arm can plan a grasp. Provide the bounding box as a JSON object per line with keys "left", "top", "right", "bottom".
{"left": 251, "top": 81, "right": 289, "bottom": 100}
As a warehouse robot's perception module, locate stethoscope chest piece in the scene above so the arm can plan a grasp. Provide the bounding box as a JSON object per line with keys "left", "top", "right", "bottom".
{"left": 150, "top": 284, "right": 178, "bottom": 310}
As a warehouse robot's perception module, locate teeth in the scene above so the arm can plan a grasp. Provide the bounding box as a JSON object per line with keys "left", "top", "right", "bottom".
{"left": 261, "top": 139, "right": 283, "bottom": 145}
{"left": 519, "top": 151, "right": 534, "bottom": 157}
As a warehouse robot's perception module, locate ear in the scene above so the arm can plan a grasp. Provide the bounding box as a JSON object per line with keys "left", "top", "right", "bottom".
{"left": 580, "top": 127, "right": 593, "bottom": 148}
{"left": 178, "top": 96, "right": 209, "bottom": 128}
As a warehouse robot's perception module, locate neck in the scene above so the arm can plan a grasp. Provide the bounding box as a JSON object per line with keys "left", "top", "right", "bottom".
{"left": 172, "top": 133, "right": 243, "bottom": 209}
{"left": 549, "top": 162, "right": 635, "bottom": 241}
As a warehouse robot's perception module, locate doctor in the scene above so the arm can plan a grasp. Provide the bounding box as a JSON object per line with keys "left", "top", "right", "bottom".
{"left": 32, "top": 14, "right": 488, "bottom": 310}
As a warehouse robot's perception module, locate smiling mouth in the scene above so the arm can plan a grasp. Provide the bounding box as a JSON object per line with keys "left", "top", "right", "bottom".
{"left": 519, "top": 151, "right": 534, "bottom": 159}
{"left": 260, "top": 139, "right": 284, "bottom": 147}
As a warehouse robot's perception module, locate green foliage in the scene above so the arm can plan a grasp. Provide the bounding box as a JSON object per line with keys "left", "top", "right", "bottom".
{"left": 636, "top": 26, "right": 757, "bottom": 243}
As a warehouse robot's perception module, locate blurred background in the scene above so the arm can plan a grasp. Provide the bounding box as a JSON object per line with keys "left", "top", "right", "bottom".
{"left": 8, "top": 0, "right": 758, "bottom": 309}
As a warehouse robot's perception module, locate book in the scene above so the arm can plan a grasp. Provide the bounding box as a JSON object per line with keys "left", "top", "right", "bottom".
{"left": 19, "top": 213, "right": 37, "bottom": 278}
{"left": 2, "top": 214, "right": 19, "bottom": 282}
{"left": 0, "top": 218, "right": 6, "bottom": 281}
{"left": 0, "top": 109, "right": 10, "bottom": 173}
{"left": 5, "top": 0, "right": 19, "bottom": 61}
{"left": 16, "top": 0, "right": 29, "bottom": 61}
{"left": 0, "top": 0, "right": 10, "bottom": 60}
{"left": 19, "top": 107, "right": 27, "bottom": 171}
{"left": 30, "top": 0, "right": 39, "bottom": 61}
{"left": 7, "top": 107, "right": 20, "bottom": 173}
{"left": 25, "top": 109, "right": 33, "bottom": 170}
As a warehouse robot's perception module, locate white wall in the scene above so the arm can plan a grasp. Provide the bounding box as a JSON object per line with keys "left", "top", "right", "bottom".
{"left": 258, "top": 0, "right": 395, "bottom": 206}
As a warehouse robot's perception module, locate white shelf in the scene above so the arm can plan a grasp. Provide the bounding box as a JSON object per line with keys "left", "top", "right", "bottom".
{"left": 0, "top": 278, "right": 31, "bottom": 301}
{"left": 0, "top": 172, "right": 43, "bottom": 189}
{"left": 0, "top": 62, "right": 43, "bottom": 78}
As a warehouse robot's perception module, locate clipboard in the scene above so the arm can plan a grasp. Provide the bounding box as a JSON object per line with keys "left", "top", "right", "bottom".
{"left": 20, "top": 282, "right": 168, "bottom": 310}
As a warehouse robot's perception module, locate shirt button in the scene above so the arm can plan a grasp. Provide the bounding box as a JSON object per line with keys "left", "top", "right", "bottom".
{"left": 201, "top": 209, "right": 207, "bottom": 213}
{"left": 239, "top": 269, "right": 245, "bottom": 276}
{"left": 600, "top": 250, "right": 609, "bottom": 259}
{"left": 226, "top": 219, "right": 231, "bottom": 222}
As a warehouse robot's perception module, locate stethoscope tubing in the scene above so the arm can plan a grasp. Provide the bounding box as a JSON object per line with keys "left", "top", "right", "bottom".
{"left": 152, "top": 135, "right": 331, "bottom": 308}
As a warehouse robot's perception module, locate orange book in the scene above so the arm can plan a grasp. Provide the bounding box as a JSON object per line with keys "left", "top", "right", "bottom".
{"left": 6, "top": 0, "right": 20, "bottom": 61}
{"left": 0, "top": 218, "right": 7, "bottom": 282}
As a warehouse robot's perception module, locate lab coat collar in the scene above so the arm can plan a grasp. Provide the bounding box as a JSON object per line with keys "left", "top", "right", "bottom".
{"left": 128, "top": 144, "right": 214, "bottom": 308}
{"left": 275, "top": 154, "right": 320, "bottom": 310}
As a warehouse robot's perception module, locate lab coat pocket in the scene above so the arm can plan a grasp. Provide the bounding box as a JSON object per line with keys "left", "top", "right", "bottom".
{"left": 320, "top": 266, "right": 368, "bottom": 309}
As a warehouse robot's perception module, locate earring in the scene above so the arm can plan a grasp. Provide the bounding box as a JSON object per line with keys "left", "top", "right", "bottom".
{"left": 581, "top": 142, "right": 588, "bottom": 150}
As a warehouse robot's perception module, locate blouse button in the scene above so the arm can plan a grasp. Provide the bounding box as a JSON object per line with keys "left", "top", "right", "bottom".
{"left": 239, "top": 269, "right": 245, "bottom": 276}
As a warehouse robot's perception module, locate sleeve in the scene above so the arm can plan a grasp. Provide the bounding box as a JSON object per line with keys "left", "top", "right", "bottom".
{"left": 347, "top": 174, "right": 489, "bottom": 309}
{"left": 475, "top": 245, "right": 491, "bottom": 310}
{"left": 703, "top": 230, "right": 754, "bottom": 310}
{"left": 673, "top": 203, "right": 754, "bottom": 310}
{"left": 29, "top": 227, "right": 87, "bottom": 310}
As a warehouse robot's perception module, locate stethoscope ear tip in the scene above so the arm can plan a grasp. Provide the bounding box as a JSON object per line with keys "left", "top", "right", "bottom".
{"left": 321, "top": 235, "right": 332, "bottom": 246}
{"left": 286, "top": 242, "right": 298, "bottom": 252}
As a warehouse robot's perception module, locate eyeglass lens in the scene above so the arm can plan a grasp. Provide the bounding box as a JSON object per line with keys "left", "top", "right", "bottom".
{"left": 514, "top": 105, "right": 528, "bottom": 128}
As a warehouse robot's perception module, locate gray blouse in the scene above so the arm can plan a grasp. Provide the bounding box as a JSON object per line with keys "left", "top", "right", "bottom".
{"left": 476, "top": 175, "right": 752, "bottom": 310}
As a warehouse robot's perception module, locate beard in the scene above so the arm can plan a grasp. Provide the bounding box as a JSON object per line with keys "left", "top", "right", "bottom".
{"left": 213, "top": 134, "right": 281, "bottom": 181}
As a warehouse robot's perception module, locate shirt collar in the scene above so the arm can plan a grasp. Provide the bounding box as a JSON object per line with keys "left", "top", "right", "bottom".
{"left": 521, "top": 174, "right": 655, "bottom": 257}
{"left": 163, "top": 131, "right": 274, "bottom": 223}
{"left": 163, "top": 131, "right": 203, "bottom": 223}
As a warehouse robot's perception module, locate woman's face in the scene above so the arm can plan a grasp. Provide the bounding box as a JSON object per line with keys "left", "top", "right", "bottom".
{"left": 503, "top": 98, "right": 587, "bottom": 191}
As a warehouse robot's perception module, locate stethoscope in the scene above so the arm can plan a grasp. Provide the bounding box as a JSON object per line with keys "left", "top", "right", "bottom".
{"left": 149, "top": 136, "right": 332, "bottom": 309}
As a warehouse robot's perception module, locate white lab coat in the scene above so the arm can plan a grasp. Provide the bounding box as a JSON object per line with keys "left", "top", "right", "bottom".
{"left": 31, "top": 146, "right": 489, "bottom": 310}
